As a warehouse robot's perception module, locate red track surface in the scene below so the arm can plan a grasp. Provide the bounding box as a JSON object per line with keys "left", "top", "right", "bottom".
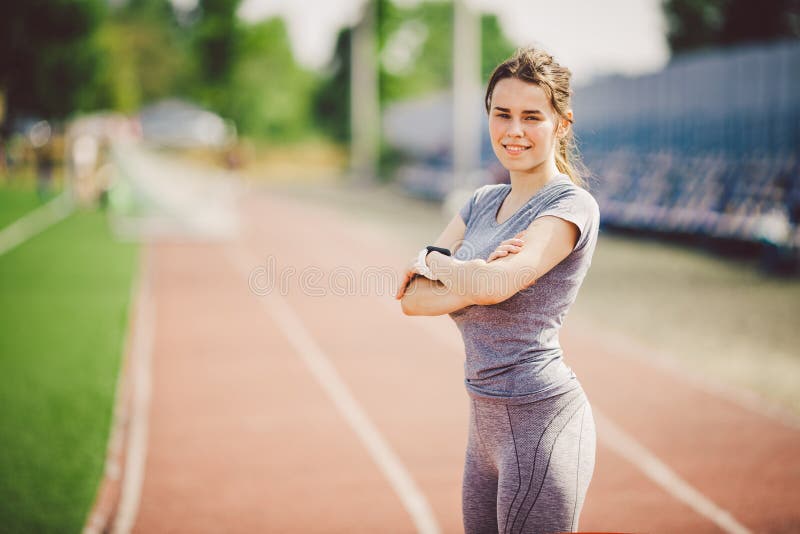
{"left": 126, "top": 188, "right": 800, "bottom": 533}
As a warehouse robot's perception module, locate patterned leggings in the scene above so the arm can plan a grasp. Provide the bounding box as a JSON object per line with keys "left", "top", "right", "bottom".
{"left": 462, "top": 386, "right": 596, "bottom": 534}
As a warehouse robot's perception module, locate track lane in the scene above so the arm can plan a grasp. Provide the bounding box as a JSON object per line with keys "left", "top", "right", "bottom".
{"left": 133, "top": 241, "right": 417, "bottom": 533}
{"left": 239, "top": 190, "right": 774, "bottom": 532}
{"left": 237, "top": 197, "right": 467, "bottom": 532}
{"left": 126, "top": 153, "right": 800, "bottom": 533}
{"left": 563, "top": 323, "right": 800, "bottom": 533}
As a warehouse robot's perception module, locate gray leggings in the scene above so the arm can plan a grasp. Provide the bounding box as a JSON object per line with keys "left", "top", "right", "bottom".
{"left": 462, "top": 386, "right": 596, "bottom": 534}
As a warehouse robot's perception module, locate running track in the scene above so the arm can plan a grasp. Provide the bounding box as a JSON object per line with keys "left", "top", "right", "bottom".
{"left": 106, "top": 149, "right": 800, "bottom": 533}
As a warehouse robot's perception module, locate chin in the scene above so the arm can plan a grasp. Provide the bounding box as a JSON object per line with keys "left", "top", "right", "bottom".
{"left": 499, "top": 158, "right": 539, "bottom": 174}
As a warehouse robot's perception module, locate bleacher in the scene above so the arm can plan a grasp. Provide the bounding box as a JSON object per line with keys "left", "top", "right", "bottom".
{"left": 573, "top": 39, "right": 800, "bottom": 256}
{"left": 584, "top": 150, "right": 799, "bottom": 248}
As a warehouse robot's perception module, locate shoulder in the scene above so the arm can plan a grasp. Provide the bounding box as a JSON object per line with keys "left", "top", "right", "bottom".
{"left": 534, "top": 183, "right": 601, "bottom": 249}
{"left": 549, "top": 182, "right": 600, "bottom": 214}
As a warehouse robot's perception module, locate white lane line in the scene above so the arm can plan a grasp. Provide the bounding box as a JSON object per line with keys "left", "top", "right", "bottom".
{"left": 593, "top": 408, "right": 752, "bottom": 534}
{"left": 228, "top": 247, "right": 441, "bottom": 534}
{"left": 0, "top": 193, "right": 74, "bottom": 256}
{"left": 83, "top": 244, "right": 146, "bottom": 534}
{"left": 113, "top": 247, "right": 155, "bottom": 534}
{"left": 386, "top": 299, "right": 753, "bottom": 533}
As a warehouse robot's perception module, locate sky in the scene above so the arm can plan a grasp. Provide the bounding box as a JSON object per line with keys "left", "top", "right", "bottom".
{"left": 235, "top": 0, "right": 671, "bottom": 86}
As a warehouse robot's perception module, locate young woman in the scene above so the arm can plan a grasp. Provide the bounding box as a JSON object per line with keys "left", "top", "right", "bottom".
{"left": 395, "top": 48, "right": 600, "bottom": 533}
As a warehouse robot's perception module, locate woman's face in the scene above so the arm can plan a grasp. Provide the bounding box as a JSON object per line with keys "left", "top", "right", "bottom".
{"left": 488, "top": 77, "right": 568, "bottom": 175}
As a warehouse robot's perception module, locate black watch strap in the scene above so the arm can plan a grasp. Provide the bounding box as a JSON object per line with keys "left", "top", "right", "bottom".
{"left": 426, "top": 245, "right": 452, "bottom": 257}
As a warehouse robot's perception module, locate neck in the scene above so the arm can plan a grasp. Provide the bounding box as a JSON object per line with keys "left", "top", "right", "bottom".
{"left": 508, "top": 159, "right": 561, "bottom": 200}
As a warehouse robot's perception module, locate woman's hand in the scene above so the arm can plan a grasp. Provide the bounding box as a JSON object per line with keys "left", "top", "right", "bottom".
{"left": 487, "top": 233, "right": 526, "bottom": 263}
{"left": 395, "top": 257, "right": 420, "bottom": 300}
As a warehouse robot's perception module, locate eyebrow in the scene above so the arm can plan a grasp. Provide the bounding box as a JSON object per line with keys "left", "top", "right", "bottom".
{"left": 492, "top": 107, "right": 544, "bottom": 115}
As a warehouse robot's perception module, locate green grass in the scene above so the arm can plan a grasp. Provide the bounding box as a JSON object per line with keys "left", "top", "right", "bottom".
{"left": 0, "top": 209, "right": 138, "bottom": 533}
{"left": 0, "top": 183, "right": 53, "bottom": 230}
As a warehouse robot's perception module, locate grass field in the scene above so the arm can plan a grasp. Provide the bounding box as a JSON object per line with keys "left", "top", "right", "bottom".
{"left": 260, "top": 179, "right": 800, "bottom": 416}
{"left": 0, "top": 184, "right": 50, "bottom": 230}
{"left": 0, "top": 189, "right": 138, "bottom": 532}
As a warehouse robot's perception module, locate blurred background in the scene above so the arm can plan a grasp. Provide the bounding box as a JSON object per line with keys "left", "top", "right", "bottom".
{"left": 1, "top": 0, "right": 799, "bottom": 532}
{"left": 3, "top": 0, "right": 799, "bottom": 261}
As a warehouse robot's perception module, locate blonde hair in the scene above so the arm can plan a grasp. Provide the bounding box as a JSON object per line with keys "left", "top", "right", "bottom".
{"left": 485, "top": 47, "right": 589, "bottom": 188}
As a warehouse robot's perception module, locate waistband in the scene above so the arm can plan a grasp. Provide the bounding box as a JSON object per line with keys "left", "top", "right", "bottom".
{"left": 465, "top": 375, "right": 583, "bottom": 406}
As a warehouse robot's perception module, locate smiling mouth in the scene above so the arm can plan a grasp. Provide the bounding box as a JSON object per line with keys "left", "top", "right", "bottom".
{"left": 502, "top": 144, "right": 530, "bottom": 155}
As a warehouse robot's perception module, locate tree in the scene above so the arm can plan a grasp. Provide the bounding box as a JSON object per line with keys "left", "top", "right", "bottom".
{"left": 481, "top": 15, "right": 516, "bottom": 82}
{"left": 378, "top": 0, "right": 453, "bottom": 103}
{"left": 313, "top": 0, "right": 515, "bottom": 143}
{"left": 94, "top": 0, "right": 194, "bottom": 112}
{"left": 223, "top": 18, "right": 319, "bottom": 140}
{"left": 193, "top": 0, "right": 241, "bottom": 85}
{"left": 313, "top": 29, "right": 352, "bottom": 143}
{"left": 0, "top": 0, "right": 107, "bottom": 130}
{"left": 663, "top": 0, "right": 800, "bottom": 54}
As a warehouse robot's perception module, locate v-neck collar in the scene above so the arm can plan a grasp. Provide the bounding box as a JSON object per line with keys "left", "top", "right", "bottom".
{"left": 492, "top": 174, "right": 569, "bottom": 226}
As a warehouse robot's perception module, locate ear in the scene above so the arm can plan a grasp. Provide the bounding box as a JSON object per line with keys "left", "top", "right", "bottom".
{"left": 558, "top": 110, "right": 573, "bottom": 138}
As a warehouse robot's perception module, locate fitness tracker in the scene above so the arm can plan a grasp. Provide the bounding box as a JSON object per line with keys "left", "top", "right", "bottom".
{"left": 412, "top": 245, "right": 453, "bottom": 281}
{"left": 413, "top": 248, "right": 435, "bottom": 280}
{"left": 425, "top": 245, "right": 452, "bottom": 257}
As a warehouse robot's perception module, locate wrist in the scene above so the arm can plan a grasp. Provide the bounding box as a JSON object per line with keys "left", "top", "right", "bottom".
{"left": 413, "top": 247, "right": 436, "bottom": 280}
{"left": 424, "top": 246, "right": 452, "bottom": 274}
{"left": 414, "top": 246, "right": 452, "bottom": 280}
{"left": 425, "top": 250, "right": 448, "bottom": 271}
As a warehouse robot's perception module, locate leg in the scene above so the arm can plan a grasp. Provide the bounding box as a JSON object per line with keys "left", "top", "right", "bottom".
{"left": 571, "top": 401, "right": 597, "bottom": 531}
{"left": 497, "top": 388, "right": 596, "bottom": 534}
{"left": 463, "top": 400, "right": 500, "bottom": 534}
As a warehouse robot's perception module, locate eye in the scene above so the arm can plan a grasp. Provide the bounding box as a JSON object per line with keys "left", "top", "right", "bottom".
{"left": 525, "top": 116, "right": 540, "bottom": 121}
{"left": 495, "top": 113, "right": 510, "bottom": 119}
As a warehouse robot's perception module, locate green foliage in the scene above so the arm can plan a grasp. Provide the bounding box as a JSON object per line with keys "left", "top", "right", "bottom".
{"left": 94, "top": 2, "right": 194, "bottom": 112}
{"left": 663, "top": 0, "right": 800, "bottom": 54}
{"left": 193, "top": 0, "right": 241, "bottom": 84}
{"left": 481, "top": 15, "right": 515, "bottom": 83}
{"left": 313, "top": 30, "right": 352, "bottom": 143}
{"left": 0, "top": 0, "right": 196, "bottom": 122}
{"left": 1, "top": 0, "right": 516, "bottom": 146}
{"left": 0, "top": 0, "right": 107, "bottom": 121}
{"left": 313, "top": 0, "right": 514, "bottom": 143}
{"left": 379, "top": 0, "right": 453, "bottom": 103}
{"left": 221, "top": 19, "right": 319, "bottom": 140}
{"left": 378, "top": 1, "right": 513, "bottom": 103}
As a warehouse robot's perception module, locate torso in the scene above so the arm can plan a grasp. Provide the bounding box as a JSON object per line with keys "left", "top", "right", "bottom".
{"left": 451, "top": 176, "right": 601, "bottom": 404}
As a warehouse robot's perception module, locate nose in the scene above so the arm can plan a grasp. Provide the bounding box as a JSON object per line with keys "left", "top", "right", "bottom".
{"left": 507, "top": 117, "right": 524, "bottom": 137}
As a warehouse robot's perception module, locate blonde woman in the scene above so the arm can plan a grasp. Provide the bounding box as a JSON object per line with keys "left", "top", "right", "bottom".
{"left": 396, "top": 48, "right": 600, "bottom": 533}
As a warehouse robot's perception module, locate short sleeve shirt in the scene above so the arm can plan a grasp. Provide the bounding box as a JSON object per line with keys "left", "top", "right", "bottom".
{"left": 449, "top": 173, "right": 601, "bottom": 404}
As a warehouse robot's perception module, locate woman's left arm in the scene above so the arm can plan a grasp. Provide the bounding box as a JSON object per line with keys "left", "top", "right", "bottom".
{"left": 396, "top": 210, "right": 469, "bottom": 316}
{"left": 427, "top": 214, "right": 580, "bottom": 306}
{"left": 399, "top": 276, "right": 476, "bottom": 316}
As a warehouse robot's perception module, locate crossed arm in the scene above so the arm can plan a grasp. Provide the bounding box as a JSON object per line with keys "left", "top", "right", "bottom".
{"left": 397, "top": 212, "right": 581, "bottom": 316}
{"left": 396, "top": 212, "right": 473, "bottom": 316}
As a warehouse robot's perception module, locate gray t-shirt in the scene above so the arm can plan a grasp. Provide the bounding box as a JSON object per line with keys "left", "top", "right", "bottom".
{"left": 449, "top": 173, "right": 601, "bottom": 405}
